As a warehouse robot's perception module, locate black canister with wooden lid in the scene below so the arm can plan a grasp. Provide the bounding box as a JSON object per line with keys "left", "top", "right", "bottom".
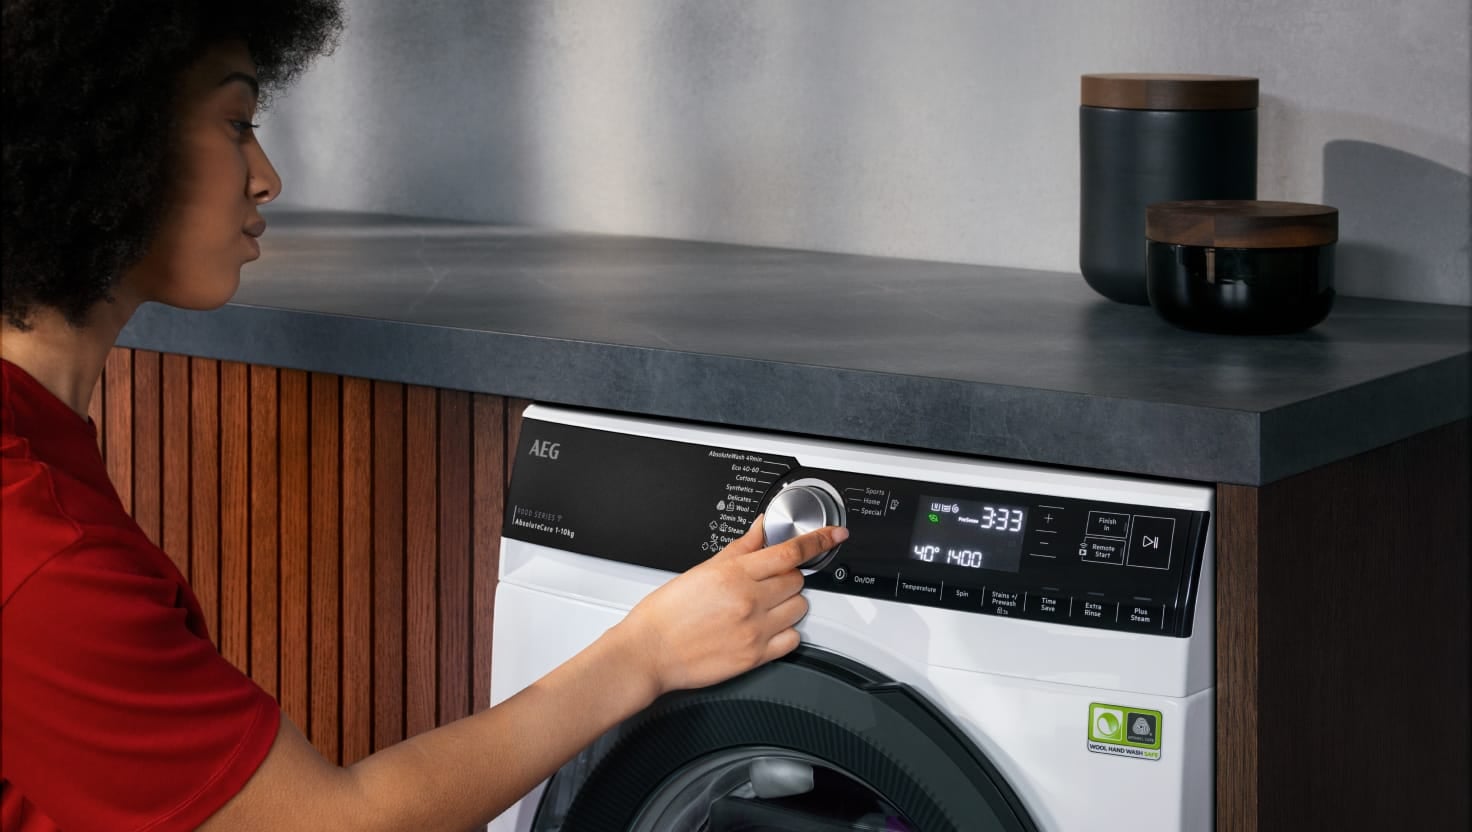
{"left": 1080, "top": 73, "right": 1259, "bottom": 305}
{"left": 1146, "top": 200, "right": 1339, "bottom": 334}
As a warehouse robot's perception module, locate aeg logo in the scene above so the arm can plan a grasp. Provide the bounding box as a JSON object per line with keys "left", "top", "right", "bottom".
{"left": 528, "top": 440, "right": 560, "bottom": 460}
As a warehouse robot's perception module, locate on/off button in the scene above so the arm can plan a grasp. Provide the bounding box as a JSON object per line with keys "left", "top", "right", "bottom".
{"left": 846, "top": 570, "right": 897, "bottom": 598}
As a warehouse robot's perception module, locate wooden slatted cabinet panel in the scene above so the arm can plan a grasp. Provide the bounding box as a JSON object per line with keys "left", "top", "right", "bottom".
{"left": 437, "top": 390, "right": 473, "bottom": 730}
{"left": 219, "top": 362, "right": 251, "bottom": 674}
{"left": 93, "top": 348, "right": 512, "bottom": 766}
{"left": 131, "top": 350, "right": 161, "bottom": 549}
{"left": 160, "top": 354, "right": 191, "bottom": 575}
{"left": 472, "top": 394, "right": 506, "bottom": 711}
{"left": 370, "top": 380, "right": 405, "bottom": 752}
{"left": 103, "top": 349, "right": 132, "bottom": 515}
{"left": 249, "top": 365, "right": 279, "bottom": 699}
{"left": 308, "top": 372, "right": 341, "bottom": 763}
{"left": 341, "top": 377, "right": 373, "bottom": 765}
{"left": 405, "top": 384, "right": 438, "bottom": 739}
{"left": 279, "top": 370, "right": 311, "bottom": 737}
{"left": 189, "top": 358, "right": 221, "bottom": 642}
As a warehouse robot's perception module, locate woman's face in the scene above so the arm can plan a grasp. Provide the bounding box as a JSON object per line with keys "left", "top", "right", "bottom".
{"left": 122, "top": 40, "right": 281, "bottom": 310}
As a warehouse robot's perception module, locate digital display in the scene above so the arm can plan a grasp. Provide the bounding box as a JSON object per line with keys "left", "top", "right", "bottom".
{"left": 909, "top": 496, "right": 1027, "bottom": 573}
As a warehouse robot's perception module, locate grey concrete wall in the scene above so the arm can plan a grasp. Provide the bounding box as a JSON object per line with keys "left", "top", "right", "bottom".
{"left": 262, "top": 0, "right": 1471, "bottom": 306}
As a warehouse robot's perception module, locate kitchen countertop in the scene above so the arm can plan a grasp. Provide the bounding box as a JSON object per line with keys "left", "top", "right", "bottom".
{"left": 118, "top": 211, "right": 1470, "bottom": 485}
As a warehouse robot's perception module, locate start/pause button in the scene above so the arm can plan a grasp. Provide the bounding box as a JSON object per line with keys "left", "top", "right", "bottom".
{"left": 1127, "top": 516, "right": 1176, "bottom": 570}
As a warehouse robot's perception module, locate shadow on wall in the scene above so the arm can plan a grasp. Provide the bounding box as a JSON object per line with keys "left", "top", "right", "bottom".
{"left": 1323, "top": 140, "right": 1470, "bottom": 306}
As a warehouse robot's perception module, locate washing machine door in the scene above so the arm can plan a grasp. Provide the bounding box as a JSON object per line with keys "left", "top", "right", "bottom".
{"left": 531, "top": 646, "right": 1038, "bottom": 832}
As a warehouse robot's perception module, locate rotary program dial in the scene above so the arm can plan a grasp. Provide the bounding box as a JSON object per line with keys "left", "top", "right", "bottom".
{"left": 763, "top": 478, "right": 846, "bottom": 572}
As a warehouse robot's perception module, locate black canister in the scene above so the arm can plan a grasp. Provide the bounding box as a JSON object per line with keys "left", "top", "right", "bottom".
{"left": 1146, "top": 200, "right": 1338, "bottom": 334}
{"left": 1080, "top": 73, "right": 1259, "bottom": 305}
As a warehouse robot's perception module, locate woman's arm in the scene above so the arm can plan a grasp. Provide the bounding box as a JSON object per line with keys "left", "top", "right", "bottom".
{"left": 199, "top": 519, "right": 844, "bottom": 832}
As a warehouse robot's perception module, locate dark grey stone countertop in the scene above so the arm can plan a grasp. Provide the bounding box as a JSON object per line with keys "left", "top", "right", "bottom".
{"left": 119, "top": 211, "right": 1470, "bottom": 486}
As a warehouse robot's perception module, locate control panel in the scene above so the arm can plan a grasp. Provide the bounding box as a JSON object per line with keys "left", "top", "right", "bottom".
{"left": 505, "top": 418, "right": 1211, "bottom": 637}
{"left": 779, "top": 470, "right": 1206, "bottom": 636}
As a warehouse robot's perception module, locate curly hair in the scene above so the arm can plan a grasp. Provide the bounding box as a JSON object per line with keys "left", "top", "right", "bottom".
{"left": 1, "top": 0, "right": 343, "bottom": 330}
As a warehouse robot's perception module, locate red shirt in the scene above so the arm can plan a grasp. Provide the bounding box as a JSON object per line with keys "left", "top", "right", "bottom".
{"left": 2, "top": 359, "right": 279, "bottom": 831}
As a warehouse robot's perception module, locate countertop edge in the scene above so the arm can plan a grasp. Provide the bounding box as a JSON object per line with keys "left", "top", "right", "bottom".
{"left": 118, "top": 303, "right": 1276, "bottom": 485}
{"left": 1259, "top": 353, "right": 1472, "bottom": 482}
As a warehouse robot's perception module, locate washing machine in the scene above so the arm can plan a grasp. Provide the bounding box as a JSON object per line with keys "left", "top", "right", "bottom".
{"left": 490, "top": 405, "right": 1214, "bottom": 831}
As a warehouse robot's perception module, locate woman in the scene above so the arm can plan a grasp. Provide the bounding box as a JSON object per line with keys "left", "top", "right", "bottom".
{"left": 0, "top": 4, "right": 843, "bottom": 830}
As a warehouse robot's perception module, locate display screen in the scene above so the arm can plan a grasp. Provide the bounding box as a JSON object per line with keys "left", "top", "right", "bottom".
{"left": 909, "top": 496, "right": 1028, "bottom": 573}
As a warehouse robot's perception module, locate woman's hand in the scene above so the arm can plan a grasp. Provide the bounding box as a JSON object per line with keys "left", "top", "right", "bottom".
{"left": 612, "top": 515, "right": 847, "bottom": 697}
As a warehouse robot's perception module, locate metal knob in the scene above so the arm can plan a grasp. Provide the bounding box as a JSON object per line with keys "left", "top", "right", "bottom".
{"left": 764, "top": 479, "right": 846, "bottom": 571}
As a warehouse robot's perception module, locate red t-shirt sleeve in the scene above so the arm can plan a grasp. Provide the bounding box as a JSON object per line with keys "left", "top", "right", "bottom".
{"left": 2, "top": 540, "right": 281, "bottom": 832}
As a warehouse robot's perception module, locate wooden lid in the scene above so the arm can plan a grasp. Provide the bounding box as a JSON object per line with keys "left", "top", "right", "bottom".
{"left": 1146, "top": 200, "right": 1339, "bottom": 248}
{"left": 1081, "top": 73, "right": 1258, "bottom": 110}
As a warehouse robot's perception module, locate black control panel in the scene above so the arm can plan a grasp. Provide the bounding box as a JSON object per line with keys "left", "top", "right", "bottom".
{"left": 505, "top": 419, "right": 1211, "bottom": 637}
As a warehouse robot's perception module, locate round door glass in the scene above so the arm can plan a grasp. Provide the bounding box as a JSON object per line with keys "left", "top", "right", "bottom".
{"left": 528, "top": 647, "right": 1036, "bottom": 832}
{"left": 629, "top": 746, "right": 915, "bottom": 832}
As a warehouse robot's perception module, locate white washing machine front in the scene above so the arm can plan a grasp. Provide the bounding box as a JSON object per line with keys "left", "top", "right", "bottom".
{"left": 489, "top": 405, "right": 1214, "bottom": 832}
